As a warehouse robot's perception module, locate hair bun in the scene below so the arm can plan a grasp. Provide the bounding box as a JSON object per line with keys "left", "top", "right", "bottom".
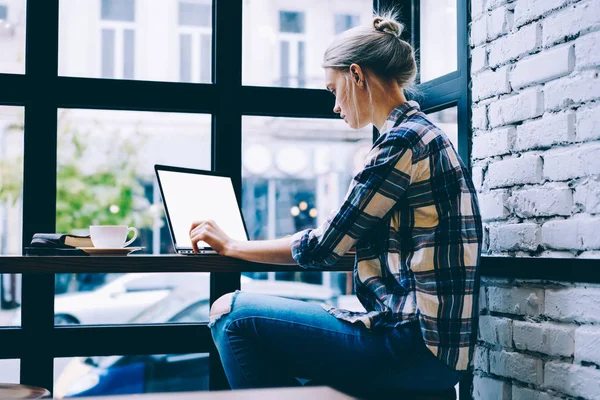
{"left": 373, "top": 16, "right": 404, "bottom": 38}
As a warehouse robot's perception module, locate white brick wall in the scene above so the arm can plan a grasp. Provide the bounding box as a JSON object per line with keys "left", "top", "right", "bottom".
{"left": 515, "top": 111, "right": 575, "bottom": 150}
{"left": 575, "top": 326, "right": 600, "bottom": 366}
{"left": 513, "top": 320, "right": 575, "bottom": 356}
{"left": 542, "top": 0, "right": 600, "bottom": 47}
{"left": 544, "top": 70, "right": 600, "bottom": 111}
{"left": 510, "top": 44, "right": 574, "bottom": 89}
{"left": 487, "top": 286, "right": 544, "bottom": 315}
{"left": 489, "top": 350, "right": 543, "bottom": 385}
{"left": 486, "top": 154, "right": 542, "bottom": 188}
{"left": 488, "top": 87, "right": 544, "bottom": 127}
{"left": 545, "top": 287, "right": 600, "bottom": 323}
{"left": 470, "top": 0, "right": 600, "bottom": 397}
{"left": 544, "top": 362, "right": 600, "bottom": 399}
{"left": 508, "top": 184, "right": 573, "bottom": 217}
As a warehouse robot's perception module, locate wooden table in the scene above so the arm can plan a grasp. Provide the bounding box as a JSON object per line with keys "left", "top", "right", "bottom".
{"left": 0, "top": 254, "right": 354, "bottom": 274}
{"left": 58, "top": 386, "right": 355, "bottom": 400}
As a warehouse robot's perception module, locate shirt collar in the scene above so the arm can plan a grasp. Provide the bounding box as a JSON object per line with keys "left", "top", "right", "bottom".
{"left": 379, "top": 100, "right": 421, "bottom": 135}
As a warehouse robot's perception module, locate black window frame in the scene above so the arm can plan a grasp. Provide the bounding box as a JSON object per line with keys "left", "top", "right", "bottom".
{"left": 0, "top": 0, "right": 474, "bottom": 396}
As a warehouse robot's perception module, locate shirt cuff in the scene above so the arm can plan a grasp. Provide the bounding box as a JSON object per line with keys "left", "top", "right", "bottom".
{"left": 290, "top": 228, "right": 317, "bottom": 269}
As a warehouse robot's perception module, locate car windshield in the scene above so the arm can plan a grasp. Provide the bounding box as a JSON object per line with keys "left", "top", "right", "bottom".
{"left": 128, "top": 288, "right": 203, "bottom": 324}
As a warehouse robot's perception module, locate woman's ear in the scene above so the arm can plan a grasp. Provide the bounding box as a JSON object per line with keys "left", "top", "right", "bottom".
{"left": 349, "top": 63, "right": 365, "bottom": 88}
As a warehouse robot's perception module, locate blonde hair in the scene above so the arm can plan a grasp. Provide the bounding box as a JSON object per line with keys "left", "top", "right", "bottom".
{"left": 322, "top": 11, "right": 417, "bottom": 125}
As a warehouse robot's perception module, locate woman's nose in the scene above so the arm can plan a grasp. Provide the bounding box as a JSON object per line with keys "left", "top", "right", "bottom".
{"left": 333, "top": 102, "right": 341, "bottom": 114}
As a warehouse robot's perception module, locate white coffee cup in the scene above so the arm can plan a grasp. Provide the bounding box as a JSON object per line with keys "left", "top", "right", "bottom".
{"left": 90, "top": 225, "right": 138, "bottom": 248}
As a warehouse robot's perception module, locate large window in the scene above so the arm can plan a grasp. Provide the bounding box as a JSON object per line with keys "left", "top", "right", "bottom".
{"left": 0, "top": 0, "right": 471, "bottom": 396}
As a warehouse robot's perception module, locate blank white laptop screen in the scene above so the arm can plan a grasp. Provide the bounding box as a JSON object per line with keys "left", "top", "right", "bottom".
{"left": 156, "top": 168, "right": 249, "bottom": 251}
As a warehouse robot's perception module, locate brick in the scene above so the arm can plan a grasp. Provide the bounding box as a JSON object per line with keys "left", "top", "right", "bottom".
{"left": 514, "top": 0, "right": 569, "bottom": 27}
{"left": 487, "top": 6, "right": 514, "bottom": 41}
{"left": 473, "top": 127, "right": 514, "bottom": 159}
{"left": 488, "top": 285, "right": 544, "bottom": 315}
{"left": 545, "top": 287, "right": 600, "bottom": 323}
{"left": 489, "top": 223, "right": 541, "bottom": 252}
{"left": 472, "top": 16, "right": 488, "bottom": 46}
{"left": 542, "top": 217, "right": 600, "bottom": 250}
{"left": 510, "top": 44, "right": 575, "bottom": 89}
{"left": 513, "top": 321, "right": 575, "bottom": 356}
{"left": 512, "top": 386, "right": 563, "bottom": 400}
{"left": 544, "top": 71, "right": 600, "bottom": 111}
{"left": 488, "top": 23, "right": 541, "bottom": 67}
{"left": 472, "top": 164, "right": 484, "bottom": 191}
{"left": 543, "top": 142, "right": 600, "bottom": 181}
{"left": 575, "top": 325, "right": 600, "bottom": 366}
{"left": 473, "top": 66, "right": 511, "bottom": 101}
{"left": 489, "top": 87, "right": 544, "bottom": 127}
{"left": 577, "top": 104, "right": 600, "bottom": 142}
{"left": 543, "top": 1, "right": 600, "bottom": 47}
{"left": 472, "top": 46, "right": 488, "bottom": 73}
{"left": 515, "top": 111, "right": 575, "bottom": 151}
{"left": 473, "top": 375, "right": 511, "bottom": 400}
{"left": 479, "top": 189, "right": 510, "bottom": 220}
{"left": 478, "top": 315, "right": 513, "bottom": 347}
{"left": 574, "top": 179, "right": 600, "bottom": 214}
{"left": 544, "top": 361, "right": 600, "bottom": 399}
{"left": 472, "top": 105, "right": 488, "bottom": 130}
{"left": 490, "top": 350, "right": 543, "bottom": 385}
{"left": 487, "top": 154, "right": 542, "bottom": 188}
{"left": 507, "top": 184, "right": 573, "bottom": 217}
{"left": 480, "top": 285, "right": 488, "bottom": 312}
{"left": 579, "top": 250, "right": 600, "bottom": 259}
{"left": 576, "top": 31, "right": 600, "bottom": 70}
{"left": 472, "top": 0, "right": 487, "bottom": 20}
{"left": 474, "top": 346, "right": 489, "bottom": 373}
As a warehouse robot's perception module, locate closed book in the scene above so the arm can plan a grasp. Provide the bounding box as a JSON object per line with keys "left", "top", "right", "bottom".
{"left": 24, "top": 247, "right": 89, "bottom": 256}
{"left": 30, "top": 233, "right": 93, "bottom": 248}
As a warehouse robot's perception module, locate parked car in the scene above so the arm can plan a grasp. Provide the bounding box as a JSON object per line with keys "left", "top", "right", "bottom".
{"left": 12, "top": 272, "right": 214, "bottom": 326}
{"left": 54, "top": 280, "right": 337, "bottom": 398}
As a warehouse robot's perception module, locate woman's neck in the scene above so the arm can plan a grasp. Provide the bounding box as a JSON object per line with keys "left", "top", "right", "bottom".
{"left": 372, "top": 85, "right": 408, "bottom": 132}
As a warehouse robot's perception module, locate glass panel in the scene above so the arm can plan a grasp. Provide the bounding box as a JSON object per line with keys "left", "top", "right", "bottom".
{"left": 179, "top": 2, "right": 211, "bottom": 27}
{"left": 243, "top": 0, "right": 373, "bottom": 89}
{"left": 55, "top": 353, "right": 209, "bottom": 398}
{"left": 419, "top": 0, "right": 457, "bottom": 82}
{"left": 49, "top": 109, "right": 211, "bottom": 326}
{"left": 179, "top": 33, "right": 191, "bottom": 82}
{"left": 0, "top": 106, "right": 22, "bottom": 326}
{"left": 427, "top": 106, "right": 458, "bottom": 149}
{"left": 101, "top": 29, "right": 115, "bottom": 78}
{"left": 59, "top": 0, "right": 213, "bottom": 83}
{"left": 241, "top": 116, "right": 371, "bottom": 302}
{"left": 101, "top": 0, "right": 135, "bottom": 22}
{"left": 0, "top": 360, "right": 20, "bottom": 383}
{"left": 0, "top": 1, "right": 26, "bottom": 74}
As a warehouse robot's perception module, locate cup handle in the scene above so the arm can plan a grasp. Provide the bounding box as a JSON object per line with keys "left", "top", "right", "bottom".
{"left": 124, "top": 227, "right": 138, "bottom": 247}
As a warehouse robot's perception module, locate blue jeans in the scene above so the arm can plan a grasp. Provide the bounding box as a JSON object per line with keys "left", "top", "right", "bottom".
{"left": 209, "top": 291, "right": 462, "bottom": 397}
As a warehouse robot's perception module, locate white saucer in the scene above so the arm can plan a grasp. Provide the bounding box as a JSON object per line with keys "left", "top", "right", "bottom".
{"left": 77, "top": 247, "right": 144, "bottom": 256}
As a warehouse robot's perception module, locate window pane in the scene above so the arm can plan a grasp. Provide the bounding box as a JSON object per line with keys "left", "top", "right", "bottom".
{"left": 241, "top": 116, "right": 371, "bottom": 302}
{"left": 101, "top": 28, "right": 115, "bottom": 78}
{"left": 59, "top": 0, "right": 213, "bottom": 83}
{"left": 101, "top": 0, "right": 135, "bottom": 22}
{"left": 427, "top": 106, "right": 458, "bottom": 149}
{"left": 179, "top": 2, "right": 211, "bottom": 27}
{"left": 0, "top": 360, "right": 19, "bottom": 383}
{"left": 419, "top": 0, "right": 457, "bottom": 82}
{"left": 55, "top": 353, "right": 209, "bottom": 397}
{"left": 51, "top": 109, "right": 211, "bottom": 326}
{"left": 179, "top": 34, "right": 192, "bottom": 82}
{"left": 0, "top": 1, "right": 26, "bottom": 74}
{"left": 243, "top": 1, "right": 372, "bottom": 89}
{"left": 0, "top": 106, "right": 23, "bottom": 326}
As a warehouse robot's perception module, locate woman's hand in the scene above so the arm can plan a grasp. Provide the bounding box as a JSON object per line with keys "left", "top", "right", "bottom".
{"left": 189, "top": 220, "right": 234, "bottom": 255}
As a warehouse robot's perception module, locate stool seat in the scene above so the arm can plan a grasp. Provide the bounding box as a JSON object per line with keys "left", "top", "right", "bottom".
{"left": 0, "top": 383, "right": 50, "bottom": 399}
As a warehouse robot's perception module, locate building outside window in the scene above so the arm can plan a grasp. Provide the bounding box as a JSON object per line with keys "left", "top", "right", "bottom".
{"left": 278, "top": 10, "right": 305, "bottom": 87}
{"left": 334, "top": 14, "right": 359, "bottom": 34}
{"left": 100, "top": 0, "right": 136, "bottom": 79}
{"left": 178, "top": 0, "right": 212, "bottom": 83}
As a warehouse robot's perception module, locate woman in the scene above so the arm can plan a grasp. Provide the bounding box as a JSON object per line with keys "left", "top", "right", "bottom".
{"left": 190, "top": 12, "right": 482, "bottom": 398}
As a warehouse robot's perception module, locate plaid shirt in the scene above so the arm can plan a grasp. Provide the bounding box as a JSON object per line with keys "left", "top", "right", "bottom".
{"left": 291, "top": 101, "right": 483, "bottom": 371}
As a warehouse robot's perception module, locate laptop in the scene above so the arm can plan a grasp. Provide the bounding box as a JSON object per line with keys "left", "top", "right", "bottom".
{"left": 154, "top": 164, "right": 250, "bottom": 255}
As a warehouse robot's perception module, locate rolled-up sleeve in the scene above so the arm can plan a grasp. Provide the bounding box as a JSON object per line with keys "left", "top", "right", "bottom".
{"left": 290, "top": 136, "right": 413, "bottom": 269}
